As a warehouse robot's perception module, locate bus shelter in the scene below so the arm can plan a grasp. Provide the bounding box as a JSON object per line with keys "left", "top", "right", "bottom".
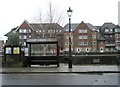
{"left": 25, "top": 38, "right": 59, "bottom": 67}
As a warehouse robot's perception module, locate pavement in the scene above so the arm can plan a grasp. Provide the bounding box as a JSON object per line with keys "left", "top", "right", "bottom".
{"left": 1, "top": 63, "right": 119, "bottom": 73}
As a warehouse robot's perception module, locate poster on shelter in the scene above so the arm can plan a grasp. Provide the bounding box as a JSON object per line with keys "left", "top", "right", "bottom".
{"left": 25, "top": 48, "right": 28, "bottom": 56}
{"left": 13, "top": 47, "right": 20, "bottom": 54}
{"left": 6, "top": 47, "right": 12, "bottom": 54}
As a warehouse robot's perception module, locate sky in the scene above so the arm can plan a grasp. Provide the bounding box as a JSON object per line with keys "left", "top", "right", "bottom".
{"left": 0, "top": 0, "right": 120, "bottom": 40}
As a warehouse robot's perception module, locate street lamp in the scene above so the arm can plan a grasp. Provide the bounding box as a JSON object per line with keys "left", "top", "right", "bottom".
{"left": 67, "top": 7, "right": 73, "bottom": 68}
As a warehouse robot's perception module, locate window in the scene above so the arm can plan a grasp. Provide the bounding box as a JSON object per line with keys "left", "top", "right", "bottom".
{"left": 110, "top": 29, "right": 113, "bottom": 32}
{"left": 23, "top": 42, "right": 26, "bottom": 46}
{"left": 48, "top": 30, "right": 50, "bottom": 33}
{"left": 92, "top": 41, "right": 96, "bottom": 45}
{"left": 83, "top": 30, "right": 87, "bottom": 33}
{"left": 29, "top": 29, "right": 31, "bottom": 33}
{"left": 59, "top": 30, "right": 61, "bottom": 32}
{"left": 92, "top": 35, "right": 96, "bottom": 39}
{"left": 78, "top": 42, "right": 88, "bottom": 46}
{"left": 78, "top": 42, "right": 83, "bottom": 45}
{"left": 79, "top": 36, "right": 88, "bottom": 39}
{"left": 79, "top": 36, "right": 82, "bottom": 39}
{"left": 19, "top": 30, "right": 22, "bottom": 33}
{"left": 39, "top": 30, "right": 42, "bottom": 32}
{"left": 100, "top": 47, "right": 104, "bottom": 52}
{"left": 19, "top": 35, "right": 27, "bottom": 39}
{"left": 115, "top": 29, "right": 120, "bottom": 32}
{"left": 36, "top": 31, "right": 38, "bottom": 33}
{"left": 84, "top": 42, "right": 88, "bottom": 45}
{"left": 19, "top": 36, "right": 22, "bottom": 39}
{"left": 23, "top": 29, "right": 27, "bottom": 33}
{"left": 65, "top": 48, "right": 69, "bottom": 51}
{"left": 78, "top": 29, "right": 87, "bottom": 33}
{"left": 56, "top": 30, "right": 58, "bottom": 32}
{"left": 43, "top": 30, "right": 45, "bottom": 32}
{"left": 110, "top": 35, "right": 113, "bottom": 37}
{"left": 77, "top": 48, "right": 81, "bottom": 52}
{"left": 19, "top": 29, "right": 29, "bottom": 33}
{"left": 66, "top": 36, "right": 69, "bottom": 39}
{"left": 115, "top": 34, "right": 120, "bottom": 38}
{"left": 65, "top": 42, "right": 68, "bottom": 45}
{"left": 83, "top": 36, "right": 88, "bottom": 39}
{"left": 23, "top": 36, "right": 27, "bottom": 39}
{"left": 52, "top": 30, "right": 55, "bottom": 33}
{"left": 105, "top": 29, "right": 109, "bottom": 32}
{"left": 29, "top": 35, "right": 31, "bottom": 38}
{"left": 78, "top": 30, "right": 82, "bottom": 33}
{"left": 86, "top": 48, "right": 90, "bottom": 52}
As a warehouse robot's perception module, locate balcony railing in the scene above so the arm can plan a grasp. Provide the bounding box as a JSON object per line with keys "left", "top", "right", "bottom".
{"left": 105, "top": 43, "right": 115, "bottom": 46}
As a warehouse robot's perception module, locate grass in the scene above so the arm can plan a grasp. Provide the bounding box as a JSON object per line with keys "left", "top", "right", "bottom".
{"left": 2, "top": 57, "right": 23, "bottom": 67}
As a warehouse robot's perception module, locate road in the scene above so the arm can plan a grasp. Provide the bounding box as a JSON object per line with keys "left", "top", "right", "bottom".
{"left": 1, "top": 56, "right": 120, "bottom": 86}
{"left": 2, "top": 73, "right": 118, "bottom": 85}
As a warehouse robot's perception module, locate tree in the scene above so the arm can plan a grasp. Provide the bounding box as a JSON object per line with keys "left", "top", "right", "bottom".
{"left": 33, "top": 1, "right": 64, "bottom": 56}
{"left": 6, "top": 32, "right": 19, "bottom": 46}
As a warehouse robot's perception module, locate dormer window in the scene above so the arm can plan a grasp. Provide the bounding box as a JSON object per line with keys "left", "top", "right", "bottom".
{"left": 110, "top": 29, "right": 113, "bottom": 32}
{"left": 66, "top": 29, "right": 69, "bottom": 31}
{"left": 105, "top": 29, "right": 109, "bottom": 32}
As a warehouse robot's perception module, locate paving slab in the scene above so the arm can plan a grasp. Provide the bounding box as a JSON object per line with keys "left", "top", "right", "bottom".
{"left": 1, "top": 63, "right": 119, "bottom": 73}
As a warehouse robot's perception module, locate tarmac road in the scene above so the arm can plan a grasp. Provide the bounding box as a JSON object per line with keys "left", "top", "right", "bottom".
{"left": 2, "top": 73, "right": 118, "bottom": 85}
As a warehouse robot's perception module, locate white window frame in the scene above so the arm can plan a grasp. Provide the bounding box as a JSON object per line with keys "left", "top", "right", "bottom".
{"left": 23, "top": 29, "right": 27, "bottom": 33}
{"left": 100, "top": 47, "right": 104, "bottom": 52}
{"left": 39, "top": 30, "right": 42, "bottom": 32}
{"left": 78, "top": 36, "right": 82, "bottom": 39}
{"left": 105, "top": 29, "right": 109, "bottom": 32}
{"left": 29, "top": 35, "right": 31, "bottom": 38}
{"left": 84, "top": 42, "right": 88, "bottom": 45}
{"left": 19, "top": 36, "right": 22, "bottom": 39}
{"left": 77, "top": 48, "right": 81, "bottom": 52}
{"left": 83, "top": 36, "right": 88, "bottom": 39}
{"left": 23, "top": 36, "right": 27, "bottom": 39}
{"left": 86, "top": 48, "right": 90, "bottom": 52}
{"left": 29, "top": 29, "right": 31, "bottom": 33}
{"left": 92, "top": 35, "right": 96, "bottom": 39}
{"left": 78, "top": 30, "right": 82, "bottom": 33}
{"left": 78, "top": 42, "right": 83, "bottom": 46}
{"left": 83, "top": 30, "right": 87, "bottom": 33}
{"left": 19, "top": 29, "right": 22, "bottom": 33}
{"left": 59, "top": 30, "right": 61, "bottom": 32}
{"left": 92, "top": 41, "right": 96, "bottom": 45}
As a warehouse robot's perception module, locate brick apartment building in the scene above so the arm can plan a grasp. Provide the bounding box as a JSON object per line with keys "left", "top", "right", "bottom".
{"left": 5, "top": 20, "right": 63, "bottom": 53}
{"left": 63, "top": 21, "right": 120, "bottom": 53}
{"left": 63, "top": 21, "right": 98, "bottom": 53}
{"left": 5, "top": 20, "right": 120, "bottom": 53}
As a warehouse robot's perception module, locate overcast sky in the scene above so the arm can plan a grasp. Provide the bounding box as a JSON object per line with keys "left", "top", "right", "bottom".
{"left": 0, "top": 0, "right": 119, "bottom": 40}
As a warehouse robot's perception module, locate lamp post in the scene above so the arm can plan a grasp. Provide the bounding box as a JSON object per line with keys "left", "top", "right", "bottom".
{"left": 67, "top": 7, "right": 73, "bottom": 68}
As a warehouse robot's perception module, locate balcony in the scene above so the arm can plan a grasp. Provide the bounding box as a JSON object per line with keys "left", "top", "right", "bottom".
{"left": 105, "top": 43, "right": 115, "bottom": 47}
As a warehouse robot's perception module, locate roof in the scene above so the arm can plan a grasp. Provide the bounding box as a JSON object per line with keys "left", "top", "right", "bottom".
{"left": 85, "top": 23, "right": 98, "bottom": 31}
{"left": 100, "top": 22, "right": 116, "bottom": 31}
{"left": 114, "top": 25, "right": 120, "bottom": 29}
{"left": 26, "top": 38, "right": 58, "bottom": 44}
{"left": 30, "top": 23, "right": 63, "bottom": 31}
{"left": 63, "top": 23, "right": 79, "bottom": 32}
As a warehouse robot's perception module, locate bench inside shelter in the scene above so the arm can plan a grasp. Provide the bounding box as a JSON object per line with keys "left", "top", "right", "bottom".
{"left": 25, "top": 38, "right": 59, "bottom": 67}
